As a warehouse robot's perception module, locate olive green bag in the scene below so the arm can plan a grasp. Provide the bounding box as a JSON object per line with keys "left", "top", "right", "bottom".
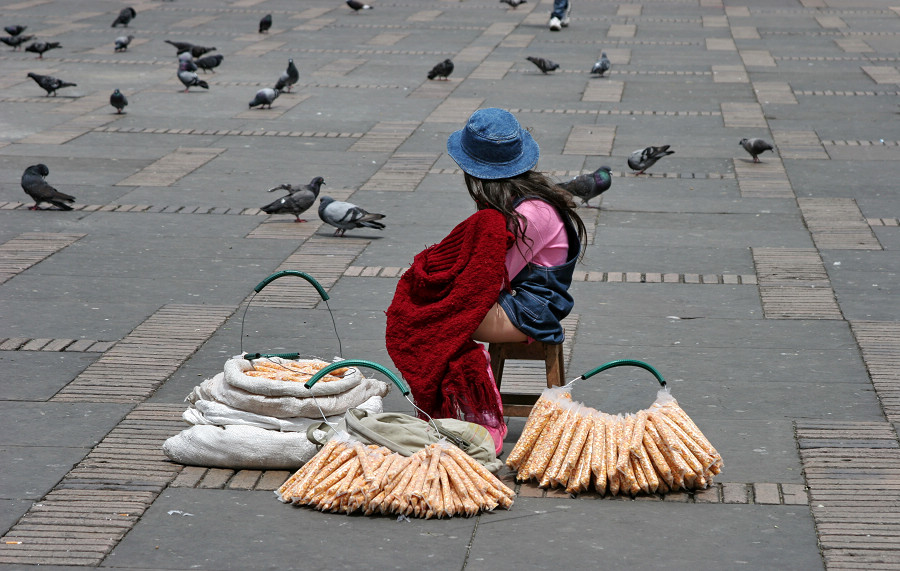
{"left": 307, "top": 408, "right": 502, "bottom": 473}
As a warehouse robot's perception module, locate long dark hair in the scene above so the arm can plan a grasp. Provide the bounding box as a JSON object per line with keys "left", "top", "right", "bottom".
{"left": 464, "top": 170, "right": 587, "bottom": 260}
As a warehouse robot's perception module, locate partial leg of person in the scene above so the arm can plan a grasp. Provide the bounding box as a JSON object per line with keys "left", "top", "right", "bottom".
{"left": 473, "top": 302, "right": 528, "bottom": 344}
{"left": 549, "top": 0, "right": 569, "bottom": 31}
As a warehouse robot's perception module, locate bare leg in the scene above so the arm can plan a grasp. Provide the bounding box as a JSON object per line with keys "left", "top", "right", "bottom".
{"left": 473, "top": 303, "right": 528, "bottom": 344}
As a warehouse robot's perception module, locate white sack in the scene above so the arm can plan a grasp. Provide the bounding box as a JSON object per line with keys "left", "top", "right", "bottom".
{"left": 225, "top": 357, "right": 367, "bottom": 397}
{"left": 162, "top": 425, "right": 316, "bottom": 470}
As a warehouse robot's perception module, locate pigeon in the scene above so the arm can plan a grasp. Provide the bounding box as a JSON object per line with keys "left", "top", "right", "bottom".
{"left": 0, "top": 34, "right": 33, "bottom": 50}
{"left": 165, "top": 39, "right": 194, "bottom": 54}
{"left": 627, "top": 146, "right": 674, "bottom": 174}
{"left": 259, "top": 14, "right": 272, "bottom": 33}
{"left": 261, "top": 176, "right": 325, "bottom": 222}
{"left": 526, "top": 56, "right": 559, "bottom": 74}
{"left": 558, "top": 166, "right": 612, "bottom": 208}
{"left": 177, "top": 62, "right": 209, "bottom": 92}
{"left": 591, "top": 52, "right": 610, "bottom": 76}
{"left": 4, "top": 25, "right": 27, "bottom": 36}
{"left": 178, "top": 51, "right": 197, "bottom": 72}
{"left": 318, "top": 196, "right": 385, "bottom": 237}
{"left": 346, "top": 0, "right": 373, "bottom": 12}
{"left": 110, "top": 88, "right": 127, "bottom": 113}
{"left": 114, "top": 35, "right": 133, "bottom": 52}
{"left": 189, "top": 44, "right": 216, "bottom": 58}
{"left": 21, "top": 164, "right": 74, "bottom": 211}
{"left": 248, "top": 87, "right": 279, "bottom": 109}
{"left": 427, "top": 59, "right": 454, "bottom": 81}
{"left": 499, "top": 0, "right": 527, "bottom": 8}
{"left": 195, "top": 53, "right": 223, "bottom": 73}
{"left": 111, "top": 7, "right": 136, "bottom": 27}
{"left": 739, "top": 138, "right": 774, "bottom": 163}
{"left": 25, "top": 41, "right": 61, "bottom": 58}
{"left": 274, "top": 58, "right": 299, "bottom": 92}
{"left": 27, "top": 72, "right": 76, "bottom": 96}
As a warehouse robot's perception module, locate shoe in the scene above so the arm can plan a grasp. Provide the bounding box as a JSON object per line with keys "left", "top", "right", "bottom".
{"left": 549, "top": 16, "right": 561, "bottom": 31}
{"left": 561, "top": 8, "right": 570, "bottom": 26}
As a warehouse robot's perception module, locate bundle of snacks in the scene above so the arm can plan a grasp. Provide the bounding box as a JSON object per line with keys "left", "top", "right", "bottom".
{"left": 277, "top": 435, "right": 515, "bottom": 518}
{"left": 507, "top": 387, "right": 722, "bottom": 495}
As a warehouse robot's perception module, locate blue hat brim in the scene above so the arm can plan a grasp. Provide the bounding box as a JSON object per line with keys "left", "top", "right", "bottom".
{"left": 447, "top": 126, "right": 540, "bottom": 180}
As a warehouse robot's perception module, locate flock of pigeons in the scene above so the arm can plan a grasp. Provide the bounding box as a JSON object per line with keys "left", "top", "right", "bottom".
{"left": 13, "top": 2, "right": 777, "bottom": 234}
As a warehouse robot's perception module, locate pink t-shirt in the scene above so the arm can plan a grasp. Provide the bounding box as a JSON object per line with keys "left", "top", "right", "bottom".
{"left": 505, "top": 199, "right": 569, "bottom": 279}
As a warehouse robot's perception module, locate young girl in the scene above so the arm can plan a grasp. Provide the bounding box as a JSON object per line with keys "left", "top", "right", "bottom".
{"left": 386, "top": 108, "right": 586, "bottom": 455}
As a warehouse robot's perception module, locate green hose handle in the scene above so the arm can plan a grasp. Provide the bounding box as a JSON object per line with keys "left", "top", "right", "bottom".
{"left": 253, "top": 270, "right": 329, "bottom": 300}
{"left": 578, "top": 359, "right": 666, "bottom": 387}
{"left": 304, "top": 359, "right": 410, "bottom": 396}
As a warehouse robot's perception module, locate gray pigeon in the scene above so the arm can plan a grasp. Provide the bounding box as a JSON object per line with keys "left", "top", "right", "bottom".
{"left": 627, "top": 146, "right": 674, "bottom": 174}
{"left": 558, "top": 166, "right": 612, "bottom": 208}
{"left": 195, "top": 53, "right": 223, "bottom": 73}
{"left": 259, "top": 14, "right": 272, "bottom": 33}
{"left": 114, "top": 35, "right": 133, "bottom": 52}
{"left": 177, "top": 62, "right": 208, "bottom": 92}
{"left": 189, "top": 44, "right": 216, "bottom": 58}
{"left": 318, "top": 196, "right": 386, "bottom": 237}
{"left": 499, "top": 0, "right": 527, "bottom": 8}
{"left": 110, "top": 89, "right": 127, "bottom": 113}
{"left": 178, "top": 51, "right": 197, "bottom": 72}
{"left": 249, "top": 87, "right": 279, "bottom": 109}
{"left": 274, "top": 59, "right": 299, "bottom": 92}
{"left": 25, "top": 41, "right": 61, "bottom": 58}
{"left": 27, "top": 72, "right": 76, "bottom": 96}
{"left": 427, "top": 59, "right": 454, "bottom": 81}
{"left": 526, "top": 56, "right": 559, "bottom": 74}
{"left": 0, "top": 34, "right": 32, "bottom": 50}
{"left": 261, "top": 176, "right": 325, "bottom": 222}
{"left": 4, "top": 25, "right": 26, "bottom": 36}
{"left": 739, "top": 138, "right": 774, "bottom": 163}
{"left": 111, "top": 7, "right": 136, "bottom": 27}
{"left": 21, "top": 164, "right": 74, "bottom": 211}
{"left": 591, "top": 52, "right": 610, "bottom": 76}
{"left": 346, "top": 0, "right": 373, "bottom": 12}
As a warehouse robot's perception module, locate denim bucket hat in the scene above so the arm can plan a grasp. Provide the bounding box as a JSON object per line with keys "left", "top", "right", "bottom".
{"left": 447, "top": 108, "right": 539, "bottom": 180}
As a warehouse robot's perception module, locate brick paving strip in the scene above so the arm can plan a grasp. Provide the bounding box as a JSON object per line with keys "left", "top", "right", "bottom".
{"left": 0, "top": 337, "right": 112, "bottom": 352}
{"left": 0, "top": 232, "right": 85, "bottom": 285}
{"left": 796, "top": 421, "right": 900, "bottom": 569}
{"left": 850, "top": 322, "right": 900, "bottom": 423}
{"left": 114, "top": 148, "right": 225, "bottom": 187}
{"left": 0, "top": 404, "right": 186, "bottom": 566}
{"left": 51, "top": 304, "right": 234, "bottom": 403}
{"left": 798, "top": 198, "right": 882, "bottom": 250}
{"left": 752, "top": 247, "right": 842, "bottom": 319}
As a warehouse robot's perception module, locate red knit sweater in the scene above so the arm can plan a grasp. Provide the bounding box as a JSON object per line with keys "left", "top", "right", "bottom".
{"left": 385, "top": 209, "right": 511, "bottom": 429}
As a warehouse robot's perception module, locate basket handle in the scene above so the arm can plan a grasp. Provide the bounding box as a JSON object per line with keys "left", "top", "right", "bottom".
{"left": 254, "top": 270, "right": 329, "bottom": 300}
{"left": 578, "top": 359, "right": 666, "bottom": 387}
{"left": 304, "top": 359, "right": 411, "bottom": 396}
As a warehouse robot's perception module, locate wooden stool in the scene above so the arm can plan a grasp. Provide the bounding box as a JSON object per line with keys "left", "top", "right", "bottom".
{"left": 488, "top": 341, "right": 565, "bottom": 417}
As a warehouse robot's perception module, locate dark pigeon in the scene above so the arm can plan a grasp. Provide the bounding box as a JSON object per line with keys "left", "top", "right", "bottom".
{"left": 627, "top": 146, "right": 674, "bottom": 174}
{"left": 21, "top": 164, "right": 74, "bottom": 211}
{"left": 318, "top": 196, "right": 385, "bottom": 237}
{"left": 189, "top": 44, "right": 216, "bottom": 58}
{"left": 195, "top": 54, "right": 223, "bottom": 73}
{"left": 427, "top": 59, "right": 454, "bottom": 81}
{"left": 526, "top": 56, "right": 559, "bottom": 74}
{"left": 500, "top": 0, "right": 527, "bottom": 7}
{"left": 261, "top": 176, "right": 325, "bottom": 222}
{"left": 4, "top": 25, "right": 26, "bottom": 36}
{"left": 25, "top": 41, "right": 61, "bottom": 58}
{"left": 591, "top": 52, "right": 610, "bottom": 76}
{"left": 165, "top": 39, "right": 194, "bottom": 54}
{"left": 177, "top": 62, "right": 209, "bottom": 92}
{"left": 248, "top": 87, "right": 279, "bottom": 109}
{"left": 259, "top": 14, "right": 272, "bottom": 33}
{"left": 739, "top": 138, "right": 775, "bottom": 163}
{"left": 274, "top": 58, "right": 299, "bottom": 92}
{"left": 559, "top": 166, "right": 612, "bottom": 208}
{"left": 0, "top": 34, "right": 33, "bottom": 50}
{"left": 114, "top": 35, "right": 133, "bottom": 52}
{"left": 110, "top": 88, "right": 127, "bottom": 113}
{"left": 27, "top": 72, "right": 76, "bottom": 96}
{"left": 111, "top": 7, "right": 136, "bottom": 27}
{"left": 346, "top": 0, "right": 373, "bottom": 12}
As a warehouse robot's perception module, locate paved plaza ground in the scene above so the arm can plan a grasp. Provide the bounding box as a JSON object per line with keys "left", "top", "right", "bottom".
{"left": 1, "top": 0, "right": 900, "bottom": 569}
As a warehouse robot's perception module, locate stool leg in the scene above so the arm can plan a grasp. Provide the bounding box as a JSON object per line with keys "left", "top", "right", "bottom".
{"left": 545, "top": 344, "right": 564, "bottom": 388}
